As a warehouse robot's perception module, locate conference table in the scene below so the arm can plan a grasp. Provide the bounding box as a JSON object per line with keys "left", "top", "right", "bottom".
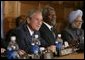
{"left": 54, "top": 52, "right": 84, "bottom": 59}
{"left": 1, "top": 52, "right": 84, "bottom": 59}
{"left": 1, "top": 46, "right": 84, "bottom": 59}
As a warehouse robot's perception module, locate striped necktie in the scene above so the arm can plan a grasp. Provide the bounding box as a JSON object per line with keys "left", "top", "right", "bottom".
{"left": 51, "top": 27, "right": 56, "bottom": 38}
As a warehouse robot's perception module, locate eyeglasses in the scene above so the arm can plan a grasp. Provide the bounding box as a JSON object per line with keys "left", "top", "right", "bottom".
{"left": 74, "top": 20, "right": 84, "bottom": 23}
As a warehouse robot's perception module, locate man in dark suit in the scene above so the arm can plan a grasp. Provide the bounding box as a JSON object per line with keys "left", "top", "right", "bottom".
{"left": 14, "top": 9, "right": 44, "bottom": 54}
{"left": 1, "top": 38, "right": 6, "bottom": 54}
{"left": 62, "top": 10, "right": 84, "bottom": 52}
{"left": 39, "top": 5, "right": 57, "bottom": 53}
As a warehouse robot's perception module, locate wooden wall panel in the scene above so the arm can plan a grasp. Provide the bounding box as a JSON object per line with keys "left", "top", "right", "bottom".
{"left": 21, "top": 3, "right": 39, "bottom": 15}
{"left": 3, "top": 1, "right": 21, "bottom": 36}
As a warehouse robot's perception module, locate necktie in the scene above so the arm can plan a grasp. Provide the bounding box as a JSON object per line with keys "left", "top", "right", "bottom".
{"left": 51, "top": 27, "right": 56, "bottom": 38}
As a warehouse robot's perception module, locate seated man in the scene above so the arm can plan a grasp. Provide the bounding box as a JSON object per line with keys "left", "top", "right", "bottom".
{"left": 1, "top": 38, "right": 6, "bottom": 54}
{"left": 1, "top": 38, "right": 7, "bottom": 59}
{"left": 39, "top": 5, "right": 57, "bottom": 53}
{"left": 62, "top": 10, "right": 84, "bottom": 52}
{"left": 11, "top": 9, "right": 45, "bottom": 54}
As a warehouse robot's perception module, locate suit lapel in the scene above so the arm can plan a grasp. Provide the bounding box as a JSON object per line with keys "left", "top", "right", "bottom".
{"left": 23, "top": 24, "right": 32, "bottom": 43}
{"left": 43, "top": 23, "right": 56, "bottom": 39}
{"left": 42, "top": 23, "right": 56, "bottom": 44}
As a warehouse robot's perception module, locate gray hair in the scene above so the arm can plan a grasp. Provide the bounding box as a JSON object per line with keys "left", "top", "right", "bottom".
{"left": 42, "top": 5, "right": 55, "bottom": 17}
{"left": 27, "top": 9, "right": 43, "bottom": 18}
{"left": 26, "top": 9, "right": 42, "bottom": 24}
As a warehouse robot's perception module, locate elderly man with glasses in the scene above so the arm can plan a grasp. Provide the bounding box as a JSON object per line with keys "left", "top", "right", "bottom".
{"left": 62, "top": 10, "right": 84, "bottom": 52}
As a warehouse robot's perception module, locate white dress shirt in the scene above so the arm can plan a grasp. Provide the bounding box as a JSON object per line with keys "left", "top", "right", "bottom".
{"left": 27, "top": 25, "right": 34, "bottom": 36}
{"left": 43, "top": 22, "right": 53, "bottom": 31}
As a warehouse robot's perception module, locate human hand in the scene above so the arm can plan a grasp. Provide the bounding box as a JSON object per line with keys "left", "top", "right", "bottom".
{"left": 47, "top": 45, "right": 56, "bottom": 53}
{"left": 18, "top": 50, "right": 26, "bottom": 56}
{"left": 1, "top": 48, "right": 6, "bottom": 53}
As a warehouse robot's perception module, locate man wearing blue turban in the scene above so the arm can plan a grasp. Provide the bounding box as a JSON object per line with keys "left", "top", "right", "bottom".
{"left": 62, "top": 10, "right": 84, "bottom": 52}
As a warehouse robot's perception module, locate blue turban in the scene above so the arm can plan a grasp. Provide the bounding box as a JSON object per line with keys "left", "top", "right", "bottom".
{"left": 68, "top": 10, "right": 83, "bottom": 23}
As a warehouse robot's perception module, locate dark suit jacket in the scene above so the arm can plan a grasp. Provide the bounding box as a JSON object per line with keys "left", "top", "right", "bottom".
{"left": 14, "top": 23, "right": 45, "bottom": 53}
{"left": 62, "top": 26, "right": 84, "bottom": 51}
{"left": 39, "top": 23, "right": 57, "bottom": 47}
{"left": 1, "top": 38, "right": 7, "bottom": 49}
{"left": 5, "top": 29, "right": 16, "bottom": 49}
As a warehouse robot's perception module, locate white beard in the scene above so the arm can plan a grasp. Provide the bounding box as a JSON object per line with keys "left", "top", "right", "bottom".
{"left": 71, "top": 23, "right": 82, "bottom": 29}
